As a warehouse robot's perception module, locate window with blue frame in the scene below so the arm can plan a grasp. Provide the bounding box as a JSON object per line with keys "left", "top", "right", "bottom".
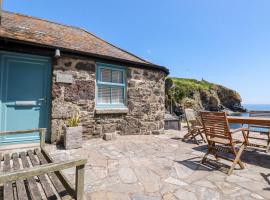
{"left": 96, "top": 63, "right": 126, "bottom": 108}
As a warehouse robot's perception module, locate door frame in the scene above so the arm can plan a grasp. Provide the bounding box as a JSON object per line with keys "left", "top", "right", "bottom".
{"left": 0, "top": 50, "right": 52, "bottom": 142}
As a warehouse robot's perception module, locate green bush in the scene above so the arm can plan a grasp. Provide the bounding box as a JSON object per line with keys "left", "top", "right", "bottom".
{"left": 166, "top": 77, "right": 214, "bottom": 104}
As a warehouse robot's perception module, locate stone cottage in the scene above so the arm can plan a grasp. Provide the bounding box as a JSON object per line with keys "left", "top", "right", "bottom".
{"left": 0, "top": 11, "right": 169, "bottom": 144}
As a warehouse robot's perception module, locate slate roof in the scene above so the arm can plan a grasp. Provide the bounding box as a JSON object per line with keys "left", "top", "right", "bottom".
{"left": 0, "top": 11, "right": 168, "bottom": 73}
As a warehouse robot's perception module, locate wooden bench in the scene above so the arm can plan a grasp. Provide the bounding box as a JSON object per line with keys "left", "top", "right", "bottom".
{"left": 0, "top": 128, "right": 87, "bottom": 200}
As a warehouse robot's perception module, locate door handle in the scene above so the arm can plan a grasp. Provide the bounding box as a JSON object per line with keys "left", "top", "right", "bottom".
{"left": 15, "top": 101, "right": 36, "bottom": 106}
{"left": 37, "top": 97, "right": 47, "bottom": 105}
{"left": 38, "top": 97, "right": 47, "bottom": 101}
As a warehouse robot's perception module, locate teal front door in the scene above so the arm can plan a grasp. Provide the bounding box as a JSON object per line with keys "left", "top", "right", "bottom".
{"left": 0, "top": 52, "right": 51, "bottom": 145}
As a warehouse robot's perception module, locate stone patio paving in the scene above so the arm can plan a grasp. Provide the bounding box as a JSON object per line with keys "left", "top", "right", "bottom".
{"left": 46, "top": 129, "right": 270, "bottom": 200}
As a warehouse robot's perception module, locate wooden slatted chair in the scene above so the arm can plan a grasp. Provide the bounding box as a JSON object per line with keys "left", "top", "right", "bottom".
{"left": 0, "top": 129, "right": 87, "bottom": 200}
{"left": 200, "top": 111, "right": 249, "bottom": 175}
{"left": 183, "top": 108, "right": 205, "bottom": 144}
{"left": 248, "top": 111, "right": 270, "bottom": 152}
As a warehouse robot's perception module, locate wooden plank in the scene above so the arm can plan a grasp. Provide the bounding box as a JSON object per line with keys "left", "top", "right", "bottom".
{"left": 75, "top": 165, "right": 85, "bottom": 200}
{"left": 19, "top": 152, "right": 42, "bottom": 200}
{"left": 27, "top": 150, "right": 57, "bottom": 200}
{"left": 41, "top": 149, "right": 75, "bottom": 196}
{"left": 34, "top": 149, "right": 73, "bottom": 200}
{"left": 12, "top": 153, "right": 28, "bottom": 200}
{"left": 39, "top": 129, "right": 46, "bottom": 149}
{"left": 227, "top": 116, "right": 270, "bottom": 126}
{"left": 3, "top": 154, "right": 14, "bottom": 200}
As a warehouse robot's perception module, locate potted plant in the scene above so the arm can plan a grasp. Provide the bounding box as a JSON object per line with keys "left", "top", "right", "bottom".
{"left": 64, "top": 113, "right": 82, "bottom": 149}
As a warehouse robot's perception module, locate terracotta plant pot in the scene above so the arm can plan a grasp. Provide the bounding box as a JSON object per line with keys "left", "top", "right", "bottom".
{"left": 64, "top": 126, "right": 82, "bottom": 149}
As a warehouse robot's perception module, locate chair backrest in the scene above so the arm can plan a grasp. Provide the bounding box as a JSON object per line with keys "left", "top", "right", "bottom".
{"left": 184, "top": 109, "right": 201, "bottom": 129}
{"left": 200, "top": 111, "right": 232, "bottom": 141}
{"left": 184, "top": 108, "right": 197, "bottom": 122}
{"left": 249, "top": 110, "right": 270, "bottom": 131}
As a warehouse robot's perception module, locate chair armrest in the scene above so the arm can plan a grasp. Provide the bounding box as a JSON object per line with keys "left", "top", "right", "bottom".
{"left": 0, "top": 158, "right": 87, "bottom": 183}
{"left": 231, "top": 127, "right": 248, "bottom": 134}
{"left": 231, "top": 128, "right": 249, "bottom": 144}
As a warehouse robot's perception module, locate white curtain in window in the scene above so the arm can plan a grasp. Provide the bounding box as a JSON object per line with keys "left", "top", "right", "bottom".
{"left": 111, "top": 87, "right": 124, "bottom": 104}
{"left": 101, "top": 68, "right": 111, "bottom": 82}
{"left": 98, "top": 87, "right": 111, "bottom": 104}
{"left": 112, "top": 70, "right": 123, "bottom": 83}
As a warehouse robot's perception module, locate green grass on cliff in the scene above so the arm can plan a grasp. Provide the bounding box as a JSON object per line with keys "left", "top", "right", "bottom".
{"left": 170, "top": 77, "right": 214, "bottom": 91}
{"left": 168, "top": 77, "right": 215, "bottom": 102}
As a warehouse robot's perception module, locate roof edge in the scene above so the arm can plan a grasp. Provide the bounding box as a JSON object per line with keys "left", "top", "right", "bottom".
{"left": 0, "top": 37, "right": 169, "bottom": 74}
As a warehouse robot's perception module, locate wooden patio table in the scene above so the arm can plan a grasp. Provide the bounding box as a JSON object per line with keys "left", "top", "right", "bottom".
{"left": 227, "top": 116, "right": 270, "bottom": 126}
{"left": 228, "top": 116, "right": 270, "bottom": 150}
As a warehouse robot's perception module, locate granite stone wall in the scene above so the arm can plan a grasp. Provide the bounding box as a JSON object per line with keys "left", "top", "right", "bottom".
{"left": 50, "top": 56, "right": 166, "bottom": 143}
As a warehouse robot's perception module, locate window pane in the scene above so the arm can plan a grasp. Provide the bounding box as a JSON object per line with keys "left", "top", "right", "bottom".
{"left": 111, "top": 87, "right": 124, "bottom": 104}
{"left": 112, "top": 70, "right": 123, "bottom": 83}
{"left": 101, "top": 68, "right": 111, "bottom": 82}
{"left": 98, "top": 87, "right": 111, "bottom": 104}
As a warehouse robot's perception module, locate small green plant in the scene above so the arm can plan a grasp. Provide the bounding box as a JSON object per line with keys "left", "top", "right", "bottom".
{"left": 67, "top": 113, "right": 80, "bottom": 127}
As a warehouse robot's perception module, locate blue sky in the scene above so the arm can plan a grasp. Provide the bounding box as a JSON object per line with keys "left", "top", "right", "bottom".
{"left": 4, "top": 0, "right": 270, "bottom": 104}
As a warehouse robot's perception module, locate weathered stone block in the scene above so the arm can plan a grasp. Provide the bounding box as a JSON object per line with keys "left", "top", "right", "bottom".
{"left": 51, "top": 100, "right": 78, "bottom": 119}
{"left": 52, "top": 84, "right": 62, "bottom": 99}
{"left": 103, "top": 132, "right": 113, "bottom": 141}
{"left": 75, "top": 61, "right": 95, "bottom": 72}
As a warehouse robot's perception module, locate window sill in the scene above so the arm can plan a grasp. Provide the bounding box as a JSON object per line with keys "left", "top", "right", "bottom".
{"left": 95, "top": 108, "right": 129, "bottom": 114}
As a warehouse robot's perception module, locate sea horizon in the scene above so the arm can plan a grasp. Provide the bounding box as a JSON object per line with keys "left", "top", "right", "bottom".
{"left": 242, "top": 103, "right": 270, "bottom": 111}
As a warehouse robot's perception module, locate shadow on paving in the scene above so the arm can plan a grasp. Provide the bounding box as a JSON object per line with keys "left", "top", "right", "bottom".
{"left": 170, "top": 136, "right": 205, "bottom": 144}
{"left": 192, "top": 144, "right": 270, "bottom": 169}
{"left": 175, "top": 156, "right": 233, "bottom": 174}
{"left": 261, "top": 173, "right": 270, "bottom": 191}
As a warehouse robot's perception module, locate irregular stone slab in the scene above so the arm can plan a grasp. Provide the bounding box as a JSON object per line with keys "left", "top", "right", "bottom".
{"left": 215, "top": 181, "right": 241, "bottom": 195}
{"left": 236, "top": 180, "right": 269, "bottom": 193}
{"left": 174, "top": 162, "right": 194, "bottom": 179}
{"left": 134, "top": 168, "right": 161, "bottom": 193}
{"left": 164, "top": 177, "right": 188, "bottom": 186}
{"left": 106, "top": 183, "right": 144, "bottom": 194}
{"left": 250, "top": 193, "right": 265, "bottom": 199}
{"left": 193, "top": 180, "right": 217, "bottom": 189}
{"left": 88, "top": 191, "right": 131, "bottom": 200}
{"left": 162, "top": 193, "right": 177, "bottom": 200}
{"left": 132, "top": 194, "right": 161, "bottom": 200}
{"left": 118, "top": 167, "right": 137, "bottom": 184}
{"left": 87, "top": 191, "right": 107, "bottom": 199}
{"left": 192, "top": 185, "right": 221, "bottom": 200}
{"left": 106, "top": 192, "right": 131, "bottom": 200}
{"left": 174, "top": 188, "right": 198, "bottom": 200}
{"left": 226, "top": 174, "right": 251, "bottom": 183}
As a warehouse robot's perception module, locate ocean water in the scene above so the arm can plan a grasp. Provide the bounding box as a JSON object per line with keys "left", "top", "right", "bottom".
{"left": 229, "top": 104, "right": 270, "bottom": 129}
{"left": 242, "top": 104, "right": 270, "bottom": 111}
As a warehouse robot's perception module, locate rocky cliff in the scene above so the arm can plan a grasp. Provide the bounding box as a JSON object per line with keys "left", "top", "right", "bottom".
{"left": 165, "top": 78, "right": 246, "bottom": 115}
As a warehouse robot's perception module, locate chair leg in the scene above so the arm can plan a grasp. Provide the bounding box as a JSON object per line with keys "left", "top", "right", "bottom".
{"left": 231, "top": 144, "right": 245, "bottom": 169}
{"left": 182, "top": 131, "right": 192, "bottom": 141}
{"left": 198, "top": 130, "right": 206, "bottom": 143}
{"left": 212, "top": 143, "right": 219, "bottom": 160}
{"left": 202, "top": 149, "right": 210, "bottom": 164}
{"left": 183, "top": 130, "right": 200, "bottom": 145}
{"left": 193, "top": 132, "right": 200, "bottom": 145}
{"left": 202, "top": 142, "right": 213, "bottom": 164}
{"left": 228, "top": 144, "right": 246, "bottom": 175}
{"left": 266, "top": 132, "right": 270, "bottom": 153}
